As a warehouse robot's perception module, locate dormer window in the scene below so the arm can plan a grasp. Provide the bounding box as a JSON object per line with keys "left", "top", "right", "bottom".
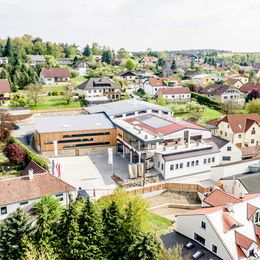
{"left": 251, "top": 128, "right": 256, "bottom": 135}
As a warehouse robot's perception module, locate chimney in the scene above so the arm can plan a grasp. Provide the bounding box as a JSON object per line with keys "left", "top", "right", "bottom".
{"left": 28, "top": 169, "right": 34, "bottom": 180}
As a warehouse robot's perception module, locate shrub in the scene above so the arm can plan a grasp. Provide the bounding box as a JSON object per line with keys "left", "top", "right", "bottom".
{"left": 8, "top": 137, "right": 48, "bottom": 169}
{"left": 0, "top": 127, "right": 11, "bottom": 141}
{"left": 4, "top": 143, "right": 27, "bottom": 165}
{"left": 191, "top": 92, "right": 222, "bottom": 111}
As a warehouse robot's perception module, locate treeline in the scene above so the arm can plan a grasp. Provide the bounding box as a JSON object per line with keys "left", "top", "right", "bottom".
{"left": 0, "top": 189, "right": 178, "bottom": 260}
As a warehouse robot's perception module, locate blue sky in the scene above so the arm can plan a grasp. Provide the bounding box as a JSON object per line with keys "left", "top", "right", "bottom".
{"left": 0, "top": 0, "right": 259, "bottom": 52}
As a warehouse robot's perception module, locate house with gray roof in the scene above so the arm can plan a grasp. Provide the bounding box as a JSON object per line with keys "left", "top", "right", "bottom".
{"left": 78, "top": 77, "right": 120, "bottom": 101}
{"left": 27, "top": 55, "right": 46, "bottom": 67}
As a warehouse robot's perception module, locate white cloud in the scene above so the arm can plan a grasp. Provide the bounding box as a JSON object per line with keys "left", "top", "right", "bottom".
{"left": 0, "top": 0, "right": 259, "bottom": 51}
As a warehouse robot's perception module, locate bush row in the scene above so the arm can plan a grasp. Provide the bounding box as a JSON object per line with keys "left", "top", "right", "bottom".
{"left": 191, "top": 92, "right": 222, "bottom": 111}
{"left": 8, "top": 137, "right": 48, "bottom": 170}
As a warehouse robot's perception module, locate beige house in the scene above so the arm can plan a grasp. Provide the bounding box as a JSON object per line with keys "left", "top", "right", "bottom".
{"left": 192, "top": 74, "right": 212, "bottom": 87}
{"left": 212, "top": 114, "right": 260, "bottom": 148}
{"left": 227, "top": 74, "right": 249, "bottom": 85}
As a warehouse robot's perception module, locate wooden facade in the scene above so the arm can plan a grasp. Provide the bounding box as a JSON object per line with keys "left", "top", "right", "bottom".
{"left": 36, "top": 128, "right": 117, "bottom": 152}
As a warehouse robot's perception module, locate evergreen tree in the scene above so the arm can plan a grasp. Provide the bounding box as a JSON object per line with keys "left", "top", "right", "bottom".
{"left": 83, "top": 44, "right": 91, "bottom": 57}
{"left": 190, "top": 59, "right": 195, "bottom": 69}
{"left": 78, "top": 199, "right": 104, "bottom": 259}
{"left": 3, "top": 37, "right": 13, "bottom": 57}
{"left": 102, "top": 50, "right": 113, "bottom": 64}
{"left": 171, "top": 59, "right": 177, "bottom": 71}
{"left": 102, "top": 200, "right": 125, "bottom": 259}
{"left": 0, "top": 208, "right": 33, "bottom": 259}
{"left": 157, "top": 58, "right": 166, "bottom": 67}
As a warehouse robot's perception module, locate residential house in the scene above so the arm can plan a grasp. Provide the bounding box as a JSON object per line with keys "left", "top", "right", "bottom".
{"left": 192, "top": 74, "right": 212, "bottom": 87}
{"left": 226, "top": 78, "right": 244, "bottom": 89}
{"left": 174, "top": 194, "right": 260, "bottom": 260}
{"left": 139, "top": 56, "right": 158, "bottom": 66}
{"left": 201, "top": 64, "right": 215, "bottom": 73}
{"left": 241, "top": 146, "right": 260, "bottom": 160}
{"left": 93, "top": 55, "right": 102, "bottom": 63}
{"left": 57, "top": 58, "right": 74, "bottom": 66}
{"left": 0, "top": 79, "right": 11, "bottom": 105}
{"left": 40, "top": 68, "right": 71, "bottom": 85}
{"left": 74, "top": 61, "right": 91, "bottom": 76}
{"left": 27, "top": 55, "right": 46, "bottom": 67}
{"left": 239, "top": 82, "right": 260, "bottom": 94}
{"left": 0, "top": 161, "right": 76, "bottom": 220}
{"left": 184, "top": 69, "right": 198, "bottom": 79}
{"left": 0, "top": 57, "right": 8, "bottom": 65}
{"left": 221, "top": 171, "right": 260, "bottom": 197}
{"left": 215, "top": 58, "right": 225, "bottom": 67}
{"left": 211, "top": 114, "right": 260, "bottom": 148}
{"left": 160, "top": 65, "right": 174, "bottom": 77}
{"left": 157, "top": 87, "right": 191, "bottom": 101}
{"left": 117, "top": 71, "right": 137, "bottom": 81}
{"left": 143, "top": 77, "right": 181, "bottom": 96}
{"left": 77, "top": 77, "right": 120, "bottom": 101}
{"left": 228, "top": 74, "right": 249, "bottom": 85}
{"left": 200, "top": 84, "right": 245, "bottom": 105}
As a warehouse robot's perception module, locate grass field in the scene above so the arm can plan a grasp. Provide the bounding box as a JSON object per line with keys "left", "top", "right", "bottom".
{"left": 147, "top": 212, "right": 172, "bottom": 236}
{"left": 29, "top": 95, "right": 82, "bottom": 110}
{"left": 71, "top": 76, "right": 87, "bottom": 85}
{"left": 43, "top": 85, "right": 68, "bottom": 92}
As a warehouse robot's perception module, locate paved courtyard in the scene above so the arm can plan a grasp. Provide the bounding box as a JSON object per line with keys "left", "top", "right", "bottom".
{"left": 51, "top": 152, "right": 130, "bottom": 198}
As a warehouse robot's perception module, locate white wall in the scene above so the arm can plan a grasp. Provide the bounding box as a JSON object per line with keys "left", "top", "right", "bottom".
{"left": 220, "top": 142, "right": 242, "bottom": 164}
{"left": 163, "top": 93, "right": 191, "bottom": 100}
{"left": 220, "top": 179, "right": 248, "bottom": 197}
{"left": 176, "top": 215, "right": 232, "bottom": 260}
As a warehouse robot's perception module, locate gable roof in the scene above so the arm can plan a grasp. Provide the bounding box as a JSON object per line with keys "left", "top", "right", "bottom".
{"left": 78, "top": 77, "right": 119, "bottom": 90}
{"left": 118, "top": 71, "right": 137, "bottom": 77}
{"left": 217, "top": 114, "right": 260, "bottom": 133}
{"left": 41, "top": 68, "right": 71, "bottom": 78}
{"left": 158, "top": 87, "right": 191, "bottom": 95}
{"left": 203, "top": 189, "right": 241, "bottom": 207}
{"left": 148, "top": 77, "right": 167, "bottom": 87}
{"left": 235, "top": 231, "right": 254, "bottom": 250}
{"left": 209, "top": 135, "right": 229, "bottom": 149}
{"left": 240, "top": 82, "right": 260, "bottom": 93}
{"left": 200, "top": 84, "right": 229, "bottom": 95}
{"left": 0, "top": 79, "right": 10, "bottom": 94}
{"left": 0, "top": 173, "right": 76, "bottom": 206}
{"left": 22, "top": 161, "right": 47, "bottom": 176}
{"left": 247, "top": 203, "right": 259, "bottom": 220}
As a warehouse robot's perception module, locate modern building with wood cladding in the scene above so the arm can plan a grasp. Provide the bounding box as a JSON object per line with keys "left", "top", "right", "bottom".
{"left": 34, "top": 113, "right": 116, "bottom": 154}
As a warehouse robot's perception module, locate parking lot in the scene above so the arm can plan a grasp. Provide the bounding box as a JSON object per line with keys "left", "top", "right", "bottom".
{"left": 51, "top": 152, "right": 130, "bottom": 198}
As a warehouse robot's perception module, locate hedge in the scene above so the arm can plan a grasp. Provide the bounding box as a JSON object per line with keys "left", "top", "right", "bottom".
{"left": 8, "top": 137, "right": 49, "bottom": 170}
{"left": 191, "top": 92, "right": 222, "bottom": 111}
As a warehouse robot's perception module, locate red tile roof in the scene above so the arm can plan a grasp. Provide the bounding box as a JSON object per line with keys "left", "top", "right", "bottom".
{"left": 241, "top": 146, "right": 260, "bottom": 158}
{"left": 22, "top": 161, "right": 47, "bottom": 176}
{"left": 0, "top": 79, "right": 10, "bottom": 94}
{"left": 222, "top": 212, "right": 243, "bottom": 233}
{"left": 218, "top": 114, "right": 260, "bottom": 133}
{"left": 203, "top": 189, "right": 241, "bottom": 207}
{"left": 159, "top": 87, "right": 191, "bottom": 95}
{"left": 240, "top": 82, "right": 260, "bottom": 93}
{"left": 235, "top": 231, "right": 254, "bottom": 250}
{"left": 247, "top": 203, "right": 259, "bottom": 220}
{"left": 41, "top": 68, "right": 71, "bottom": 78}
{"left": 148, "top": 77, "right": 167, "bottom": 87}
{"left": 0, "top": 173, "right": 76, "bottom": 206}
{"left": 254, "top": 224, "right": 260, "bottom": 236}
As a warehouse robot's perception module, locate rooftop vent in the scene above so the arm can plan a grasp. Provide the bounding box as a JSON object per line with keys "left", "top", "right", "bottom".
{"left": 28, "top": 169, "right": 34, "bottom": 181}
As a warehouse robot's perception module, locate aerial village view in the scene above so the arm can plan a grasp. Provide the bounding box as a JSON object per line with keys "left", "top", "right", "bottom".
{"left": 0, "top": 0, "right": 260, "bottom": 259}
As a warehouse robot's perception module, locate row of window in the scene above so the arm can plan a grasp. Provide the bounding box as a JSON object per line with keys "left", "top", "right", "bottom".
{"left": 44, "top": 138, "right": 94, "bottom": 145}
{"left": 63, "top": 141, "right": 110, "bottom": 149}
{"left": 63, "top": 132, "right": 110, "bottom": 138}
{"left": 170, "top": 157, "right": 215, "bottom": 171}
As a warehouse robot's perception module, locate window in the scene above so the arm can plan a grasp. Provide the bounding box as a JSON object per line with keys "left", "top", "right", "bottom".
{"left": 201, "top": 221, "right": 206, "bottom": 229}
{"left": 44, "top": 141, "right": 53, "bottom": 144}
{"left": 212, "top": 244, "right": 217, "bottom": 254}
{"left": 222, "top": 156, "right": 231, "bottom": 161}
{"left": 63, "top": 132, "right": 110, "bottom": 138}
{"left": 255, "top": 212, "right": 260, "bottom": 223}
{"left": 158, "top": 162, "right": 160, "bottom": 168}
{"left": 227, "top": 146, "right": 231, "bottom": 151}
{"left": 208, "top": 158, "right": 211, "bottom": 163}
{"left": 1, "top": 206, "right": 7, "bottom": 215}
{"left": 203, "top": 159, "right": 207, "bottom": 164}
{"left": 195, "top": 160, "right": 199, "bottom": 166}
{"left": 191, "top": 161, "right": 195, "bottom": 167}
{"left": 225, "top": 132, "right": 227, "bottom": 137}
{"left": 251, "top": 128, "right": 256, "bottom": 135}
{"left": 212, "top": 157, "right": 215, "bottom": 163}
{"left": 238, "top": 134, "right": 242, "bottom": 139}
{"left": 161, "top": 164, "right": 164, "bottom": 170}
{"left": 251, "top": 139, "right": 254, "bottom": 144}
{"left": 187, "top": 162, "right": 190, "bottom": 167}
{"left": 20, "top": 201, "right": 29, "bottom": 206}
{"left": 175, "top": 164, "right": 179, "bottom": 170}
{"left": 63, "top": 142, "right": 110, "bottom": 149}
{"left": 194, "top": 233, "right": 205, "bottom": 245}
{"left": 56, "top": 193, "right": 64, "bottom": 202}
{"left": 220, "top": 131, "right": 223, "bottom": 135}
{"left": 170, "top": 165, "right": 174, "bottom": 171}
{"left": 180, "top": 163, "right": 183, "bottom": 169}
{"left": 126, "top": 112, "right": 135, "bottom": 117}
{"left": 58, "top": 138, "right": 94, "bottom": 144}
{"left": 249, "top": 249, "right": 255, "bottom": 257}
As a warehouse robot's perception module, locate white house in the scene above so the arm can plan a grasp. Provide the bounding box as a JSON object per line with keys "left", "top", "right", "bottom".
{"left": 40, "top": 68, "right": 71, "bottom": 85}
{"left": 117, "top": 71, "right": 137, "bottom": 81}
{"left": 175, "top": 194, "right": 260, "bottom": 260}
{"left": 0, "top": 161, "right": 76, "bottom": 220}
{"left": 158, "top": 87, "right": 191, "bottom": 101}
{"left": 74, "top": 61, "right": 91, "bottom": 76}
{"left": 27, "top": 55, "right": 46, "bottom": 67}
{"left": 0, "top": 57, "right": 8, "bottom": 65}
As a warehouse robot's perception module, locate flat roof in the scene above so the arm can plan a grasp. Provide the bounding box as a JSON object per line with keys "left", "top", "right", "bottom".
{"left": 84, "top": 99, "right": 171, "bottom": 116}
{"left": 35, "top": 113, "right": 114, "bottom": 133}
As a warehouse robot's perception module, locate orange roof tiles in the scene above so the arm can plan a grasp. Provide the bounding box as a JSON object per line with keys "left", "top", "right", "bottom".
{"left": 222, "top": 212, "right": 243, "bottom": 233}
{"left": 41, "top": 68, "right": 71, "bottom": 78}
{"left": 247, "top": 203, "right": 259, "bottom": 220}
{"left": 159, "top": 87, "right": 191, "bottom": 95}
{"left": 203, "top": 189, "right": 241, "bottom": 207}
{"left": 235, "top": 231, "right": 254, "bottom": 250}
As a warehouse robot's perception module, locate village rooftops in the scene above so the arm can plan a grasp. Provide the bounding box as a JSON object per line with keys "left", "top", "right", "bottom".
{"left": 0, "top": 173, "right": 76, "bottom": 207}
{"left": 158, "top": 87, "right": 190, "bottom": 95}
{"left": 41, "top": 68, "right": 71, "bottom": 78}
{"left": 35, "top": 113, "right": 114, "bottom": 133}
{"left": 84, "top": 99, "right": 171, "bottom": 117}
{"left": 200, "top": 84, "right": 229, "bottom": 95}
{"left": 78, "top": 77, "right": 119, "bottom": 90}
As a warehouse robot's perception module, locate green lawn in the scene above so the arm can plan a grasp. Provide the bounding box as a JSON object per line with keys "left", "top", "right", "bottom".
{"left": 199, "top": 108, "right": 222, "bottom": 124}
{"left": 29, "top": 96, "right": 82, "bottom": 110}
{"left": 147, "top": 212, "right": 172, "bottom": 236}
{"left": 43, "top": 85, "right": 68, "bottom": 92}
{"left": 71, "top": 76, "right": 87, "bottom": 85}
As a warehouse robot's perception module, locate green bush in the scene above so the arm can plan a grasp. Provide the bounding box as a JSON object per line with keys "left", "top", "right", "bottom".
{"left": 8, "top": 137, "right": 48, "bottom": 170}
{"left": 191, "top": 92, "right": 222, "bottom": 111}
